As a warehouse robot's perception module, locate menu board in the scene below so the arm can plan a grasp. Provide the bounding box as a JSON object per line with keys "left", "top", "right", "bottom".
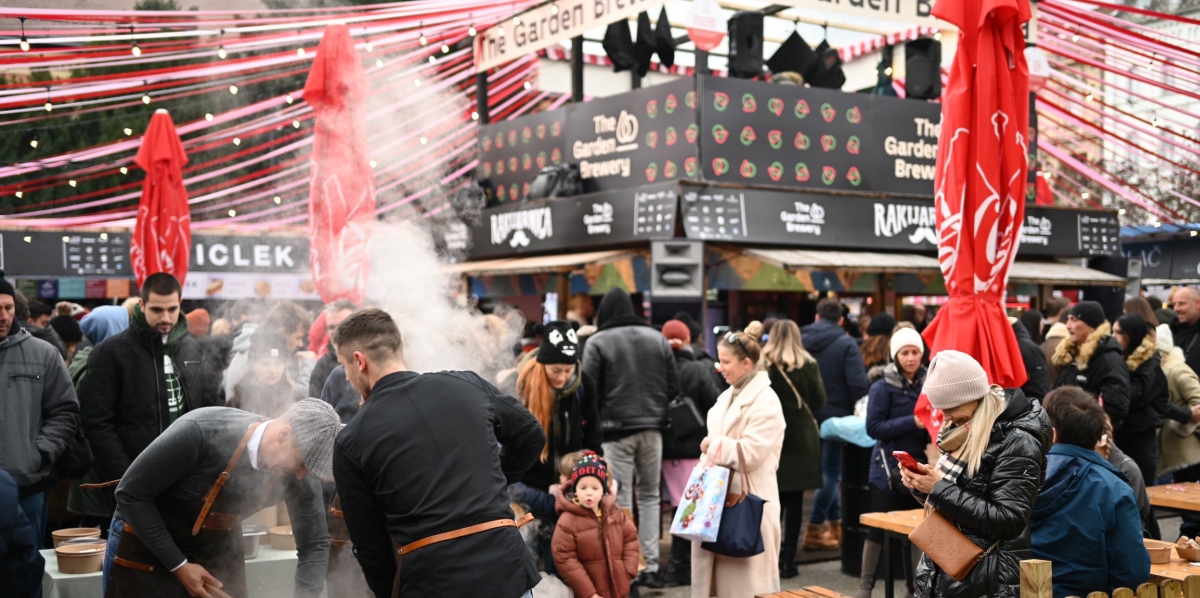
{"left": 0, "top": 230, "right": 130, "bottom": 277}
{"left": 681, "top": 190, "right": 750, "bottom": 239}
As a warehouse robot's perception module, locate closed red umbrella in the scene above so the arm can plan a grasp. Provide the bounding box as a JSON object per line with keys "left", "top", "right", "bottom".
{"left": 916, "top": 0, "right": 1031, "bottom": 438}
{"left": 131, "top": 108, "right": 191, "bottom": 286}
{"left": 305, "top": 23, "right": 375, "bottom": 305}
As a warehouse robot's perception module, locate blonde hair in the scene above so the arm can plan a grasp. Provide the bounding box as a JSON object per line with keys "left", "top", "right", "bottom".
{"left": 517, "top": 359, "right": 556, "bottom": 462}
{"left": 559, "top": 450, "right": 586, "bottom": 479}
{"left": 761, "top": 320, "right": 812, "bottom": 370}
{"left": 957, "top": 386, "right": 1008, "bottom": 477}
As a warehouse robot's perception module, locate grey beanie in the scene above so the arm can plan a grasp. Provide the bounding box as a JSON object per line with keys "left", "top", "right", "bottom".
{"left": 924, "top": 350, "right": 990, "bottom": 410}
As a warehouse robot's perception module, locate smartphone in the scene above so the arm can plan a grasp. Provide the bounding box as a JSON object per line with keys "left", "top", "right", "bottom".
{"left": 892, "top": 450, "right": 923, "bottom": 473}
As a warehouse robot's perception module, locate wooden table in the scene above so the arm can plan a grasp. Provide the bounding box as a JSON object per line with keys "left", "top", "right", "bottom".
{"left": 1148, "top": 483, "right": 1200, "bottom": 513}
{"left": 859, "top": 510, "right": 925, "bottom": 598}
{"left": 1147, "top": 546, "right": 1200, "bottom": 586}
{"left": 758, "top": 587, "right": 854, "bottom": 598}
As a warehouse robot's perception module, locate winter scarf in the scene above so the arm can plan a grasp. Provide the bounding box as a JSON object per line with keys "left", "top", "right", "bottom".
{"left": 1052, "top": 321, "right": 1111, "bottom": 371}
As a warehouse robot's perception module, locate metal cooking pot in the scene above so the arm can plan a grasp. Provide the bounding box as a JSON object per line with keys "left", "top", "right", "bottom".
{"left": 242, "top": 523, "right": 268, "bottom": 560}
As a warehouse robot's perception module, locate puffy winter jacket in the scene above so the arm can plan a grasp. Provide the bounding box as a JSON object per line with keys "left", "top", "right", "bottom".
{"left": 1119, "top": 335, "right": 1171, "bottom": 435}
{"left": 1013, "top": 320, "right": 1052, "bottom": 400}
{"left": 664, "top": 346, "right": 722, "bottom": 460}
{"left": 551, "top": 489, "right": 639, "bottom": 598}
{"left": 866, "top": 364, "right": 928, "bottom": 493}
{"left": 582, "top": 289, "right": 679, "bottom": 437}
{"left": 914, "top": 389, "right": 1053, "bottom": 598}
{"left": 801, "top": 318, "right": 869, "bottom": 422}
{"left": 0, "top": 327, "right": 79, "bottom": 493}
{"left": 1052, "top": 323, "right": 1131, "bottom": 428}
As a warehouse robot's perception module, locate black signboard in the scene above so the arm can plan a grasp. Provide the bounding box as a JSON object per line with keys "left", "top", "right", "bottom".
{"left": 191, "top": 234, "right": 309, "bottom": 273}
{"left": 564, "top": 78, "right": 698, "bottom": 193}
{"left": 1018, "top": 209, "right": 1120, "bottom": 257}
{"left": 478, "top": 107, "right": 567, "bottom": 205}
{"left": 0, "top": 230, "right": 131, "bottom": 277}
{"left": 467, "top": 182, "right": 678, "bottom": 258}
{"left": 866, "top": 94, "right": 942, "bottom": 196}
{"left": 1124, "top": 240, "right": 1174, "bottom": 280}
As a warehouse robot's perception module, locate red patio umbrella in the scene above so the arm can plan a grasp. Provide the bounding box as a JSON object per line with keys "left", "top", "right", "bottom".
{"left": 916, "top": 0, "right": 1032, "bottom": 438}
{"left": 305, "top": 23, "right": 375, "bottom": 305}
{"left": 131, "top": 108, "right": 191, "bottom": 287}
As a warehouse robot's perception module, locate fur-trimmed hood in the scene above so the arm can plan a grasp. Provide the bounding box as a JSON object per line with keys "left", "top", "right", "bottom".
{"left": 1125, "top": 334, "right": 1158, "bottom": 371}
{"left": 1052, "top": 321, "right": 1115, "bottom": 371}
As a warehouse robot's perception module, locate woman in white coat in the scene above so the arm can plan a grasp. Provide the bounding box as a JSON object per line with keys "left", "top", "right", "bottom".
{"left": 692, "top": 330, "right": 787, "bottom": 598}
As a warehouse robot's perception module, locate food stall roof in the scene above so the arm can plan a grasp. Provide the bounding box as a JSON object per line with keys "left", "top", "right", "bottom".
{"left": 442, "top": 249, "right": 636, "bottom": 277}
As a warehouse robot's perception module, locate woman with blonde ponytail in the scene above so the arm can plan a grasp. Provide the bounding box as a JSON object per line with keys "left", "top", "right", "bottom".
{"left": 900, "top": 350, "right": 1052, "bottom": 598}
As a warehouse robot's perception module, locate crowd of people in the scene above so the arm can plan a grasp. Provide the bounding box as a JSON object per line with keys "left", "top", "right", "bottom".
{"left": 4, "top": 268, "right": 1200, "bottom": 598}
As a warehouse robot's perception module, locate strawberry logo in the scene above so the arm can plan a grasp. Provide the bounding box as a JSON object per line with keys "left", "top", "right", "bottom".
{"left": 646, "top": 162, "right": 658, "bottom": 182}
{"left": 768, "top": 98, "right": 784, "bottom": 116}
{"left": 647, "top": 131, "right": 659, "bottom": 149}
{"left": 495, "top": 133, "right": 504, "bottom": 148}
{"left": 740, "top": 159, "right": 757, "bottom": 178}
{"left": 511, "top": 184, "right": 520, "bottom": 199}
{"left": 647, "top": 99, "right": 659, "bottom": 119}
{"left": 496, "top": 159, "right": 505, "bottom": 175}
{"left": 795, "top": 163, "right": 810, "bottom": 182}
{"left": 741, "top": 93, "right": 757, "bottom": 113}
{"left": 794, "top": 132, "right": 811, "bottom": 151}
{"left": 795, "top": 100, "right": 811, "bottom": 119}
{"left": 712, "top": 124, "right": 730, "bottom": 144}
{"left": 551, "top": 147, "right": 562, "bottom": 164}
{"left": 508, "top": 130, "right": 518, "bottom": 146}
{"left": 685, "top": 124, "right": 699, "bottom": 144}
{"left": 712, "top": 157, "right": 730, "bottom": 176}
{"left": 497, "top": 185, "right": 507, "bottom": 200}
{"left": 846, "top": 106, "right": 862, "bottom": 124}
{"left": 536, "top": 151, "right": 547, "bottom": 168}
{"left": 522, "top": 153, "right": 532, "bottom": 170}
{"left": 684, "top": 157, "right": 698, "bottom": 177}
{"left": 552, "top": 121, "right": 562, "bottom": 137}
{"left": 821, "top": 103, "right": 836, "bottom": 122}
{"left": 847, "top": 136, "right": 861, "bottom": 155}
{"left": 768, "top": 130, "right": 783, "bottom": 149}
{"left": 740, "top": 126, "right": 757, "bottom": 146}
{"left": 665, "top": 94, "right": 678, "bottom": 114}
{"left": 522, "top": 182, "right": 530, "bottom": 197}
{"left": 685, "top": 91, "right": 697, "bottom": 109}
{"left": 665, "top": 127, "right": 678, "bottom": 146}
{"left": 664, "top": 160, "right": 678, "bottom": 178}
{"left": 481, "top": 136, "right": 492, "bottom": 152}
{"left": 847, "top": 167, "right": 862, "bottom": 186}
{"left": 821, "top": 135, "right": 837, "bottom": 153}
{"left": 521, "top": 126, "right": 532, "bottom": 143}
{"left": 768, "top": 161, "right": 783, "bottom": 182}
{"left": 821, "top": 166, "right": 836, "bottom": 185}
{"left": 714, "top": 92, "right": 730, "bottom": 111}
{"left": 508, "top": 156, "right": 518, "bottom": 172}
{"left": 536, "top": 124, "right": 547, "bottom": 139}
{"left": 483, "top": 162, "right": 492, "bottom": 177}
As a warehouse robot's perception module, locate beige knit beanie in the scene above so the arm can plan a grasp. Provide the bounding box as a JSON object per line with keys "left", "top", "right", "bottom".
{"left": 924, "top": 350, "right": 990, "bottom": 410}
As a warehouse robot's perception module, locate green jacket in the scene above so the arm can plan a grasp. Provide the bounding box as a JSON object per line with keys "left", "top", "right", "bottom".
{"left": 765, "top": 359, "right": 827, "bottom": 493}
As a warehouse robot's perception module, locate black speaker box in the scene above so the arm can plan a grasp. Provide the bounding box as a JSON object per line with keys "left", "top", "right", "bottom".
{"left": 905, "top": 38, "right": 942, "bottom": 100}
{"left": 728, "top": 11, "right": 764, "bottom": 79}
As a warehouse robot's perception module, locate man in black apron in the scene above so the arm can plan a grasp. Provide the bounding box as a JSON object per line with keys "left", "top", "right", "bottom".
{"left": 99, "top": 399, "right": 340, "bottom": 598}
{"left": 330, "top": 309, "right": 545, "bottom": 598}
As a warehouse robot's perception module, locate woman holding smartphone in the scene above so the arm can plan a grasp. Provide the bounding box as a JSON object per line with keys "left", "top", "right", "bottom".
{"left": 858, "top": 328, "right": 929, "bottom": 598}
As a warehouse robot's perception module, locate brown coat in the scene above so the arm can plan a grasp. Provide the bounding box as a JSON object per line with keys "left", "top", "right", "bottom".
{"left": 551, "top": 488, "right": 639, "bottom": 598}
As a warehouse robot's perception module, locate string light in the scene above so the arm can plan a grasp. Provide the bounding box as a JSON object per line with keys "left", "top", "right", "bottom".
{"left": 471, "top": 111, "right": 479, "bottom": 120}
{"left": 428, "top": 55, "right": 436, "bottom": 64}
{"left": 1191, "top": 231, "right": 1198, "bottom": 237}
{"left": 513, "top": 16, "right": 521, "bottom": 25}
{"left": 142, "top": 94, "right": 150, "bottom": 104}
{"left": 498, "top": 28, "right": 505, "bottom": 37}
{"left": 120, "top": 167, "right": 128, "bottom": 174}
{"left": 205, "top": 113, "right": 213, "bottom": 121}
{"left": 376, "top": 59, "right": 384, "bottom": 68}
{"left": 1154, "top": 221, "right": 1162, "bottom": 228}
{"left": 365, "top": 38, "right": 373, "bottom": 52}
{"left": 1072, "top": 30, "right": 1079, "bottom": 43}
{"left": 1081, "top": 191, "right": 1090, "bottom": 199}
{"left": 469, "top": 25, "right": 477, "bottom": 37}
{"left": 130, "top": 26, "right": 140, "bottom": 56}
{"left": 524, "top": 81, "right": 532, "bottom": 90}
{"left": 44, "top": 101, "right": 52, "bottom": 112}
{"left": 297, "top": 47, "right": 305, "bottom": 56}
{"left": 229, "top": 84, "right": 238, "bottom": 95}
{"left": 217, "top": 29, "right": 226, "bottom": 59}
{"left": 419, "top": 23, "right": 427, "bottom": 46}
{"left": 551, "top": 4, "right": 559, "bottom": 14}
{"left": 1118, "top": 208, "right": 1126, "bottom": 215}
{"left": 232, "top": 137, "right": 241, "bottom": 145}
{"left": 19, "top": 17, "right": 29, "bottom": 51}
{"left": 274, "top": 196, "right": 282, "bottom": 204}
{"left": 228, "top": 209, "right": 236, "bottom": 217}
{"left": 293, "top": 120, "right": 300, "bottom": 128}
{"left": 442, "top": 43, "right": 450, "bottom": 54}
{"left": 420, "top": 136, "right": 428, "bottom": 145}
{"left": 414, "top": 78, "right": 421, "bottom": 87}
{"left": 934, "top": 31, "right": 941, "bottom": 41}
{"left": 1085, "top": 93, "right": 1093, "bottom": 102}
{"left": 285, "top": 94, "right": 294, "bottom": 104}
{"left": 69, "top": 179, "right": 77, "bottom": 187}
{"left": 15, "top": 191, "right": 22, "bottom": 198}
{"left": 30, "top": 140, "right": 37, "bottom": 148}
{"left": 369, "top": 160, "right": 377, "bottom": 168}
{"left": 124, "top": 127, "right": 132, "bottom": 135}
{"left": 885, "top": 67, "right": 893, "bottom": 76}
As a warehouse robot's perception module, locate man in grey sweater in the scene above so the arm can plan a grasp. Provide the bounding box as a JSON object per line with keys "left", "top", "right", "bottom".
{"left": 102, "top": 400, "right": 339, "bottom": 598}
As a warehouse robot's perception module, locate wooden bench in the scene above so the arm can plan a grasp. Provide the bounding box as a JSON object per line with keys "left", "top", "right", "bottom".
{"left": 758, "top": 587, "right": 854, "bottom": 598}
{"left": 1021, "top": 559, "right": 1200, "bottom": 598}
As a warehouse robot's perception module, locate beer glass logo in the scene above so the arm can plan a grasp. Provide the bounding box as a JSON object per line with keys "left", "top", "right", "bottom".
{"left": 615, "top": 110, "right": 639, "bottom": 144}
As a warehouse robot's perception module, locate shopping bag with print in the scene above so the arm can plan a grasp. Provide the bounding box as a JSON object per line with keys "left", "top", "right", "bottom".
{"left": 669, "top": 460, "right": 730, "bottom": 543}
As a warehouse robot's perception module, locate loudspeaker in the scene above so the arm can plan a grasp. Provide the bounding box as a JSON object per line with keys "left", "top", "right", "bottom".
{"left": 767, "top": 31, "right": 818, "bottom": 80}
{"left": 651, "top": 241, "right": 704, "bottom": 298}
{"left": 808, "top": 40, "right": 845, "bottom": 89}
{"left": 905, "top": 38, "right": 942, "bottom": 99}
{"left": 728, "top": 11, "right": 764, "bottom": 79}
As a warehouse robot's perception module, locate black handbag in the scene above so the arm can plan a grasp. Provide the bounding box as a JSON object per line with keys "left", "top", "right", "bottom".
{"left": 55, "top": 413, "right": 95, "bottom": 479}
{"left": 668, "top": 396, "right": 706, "bottom": 440}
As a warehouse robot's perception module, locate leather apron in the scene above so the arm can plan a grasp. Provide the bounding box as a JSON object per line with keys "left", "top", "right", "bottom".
{"left": 325, "top": 492, "right": 371, "bottom": 595}
{"left": 101, "top": 422, "right": 269, "bottom": 598}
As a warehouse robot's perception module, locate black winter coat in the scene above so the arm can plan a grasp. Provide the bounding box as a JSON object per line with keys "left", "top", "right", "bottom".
{"left": 1171, "top": 317, "right": 1200, "bottom": 378}
{"left": 582, "top": 290, "right": 679, "bottom": 438}
{"left": 1119, "top": 339, "right": 1171, "bottom": 435}
{"left": 78, "top": 320, "right": 219, "bottom": 483}
{"left": 914, "top": 390, "right": 1053, "bottom": 598}
{"left": 1012, "top": 321, "right": 1052, "bottom": 400}
{"left": 520, "top": 371, "right": 604, "bottom": 491}
{"left": 664, "top": 347, "right": 722, "bottom": 460}
{"left": 866, "top": 365, "right": 928, "bottom": 493}
{"left": 333, "top": 370, "right": 544, "bottom": 598}
{"left": 801, "top": 319, "right": 869, "bottom": 421}
{"left": 1054, "top": 335, "right": 1132, "bottom": 429}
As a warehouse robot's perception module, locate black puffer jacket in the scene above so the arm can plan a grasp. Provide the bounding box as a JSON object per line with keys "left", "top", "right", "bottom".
{"left": 582, "top": 289, "right": 679, "bottom": 438}
{"left": 914, "top": 390, "right": 1052, "bottom": 598}
{"left": 1012, "top": 321, "right": 1051, "bottom": 401}
{"left": 519, "top": 370, "right": 604, "bottom": 491}
{"left": 1119, "top": 337, "right": 1171, "bottom": 435}
{"left": 1053, "top": 329, "right": 1131, "bottom": 429}
{"left": 664, "top": 346, "right": 721, "bottom": 460}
